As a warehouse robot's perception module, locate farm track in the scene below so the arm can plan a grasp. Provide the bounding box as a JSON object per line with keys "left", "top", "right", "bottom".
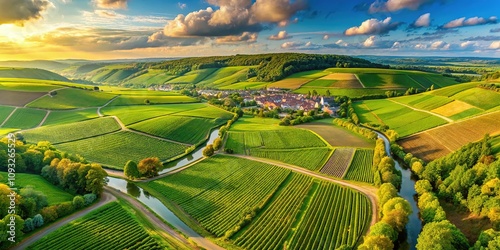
{"left": 37, "top": 110, "right": 50, "bottom": 127}
{"left": 388, "top": 99, "right": 454, "bottom": 123}
{"left": 229, "top": 154, "right": 379, "bottom": 229}
{"left": 354, "top": 74, "right": 366, "bottom": 88}
{"left": 12, "top": 192, "right": 117, "bottom": 250}
{"left": 23, "top": 87, "right": 70, "bottom": 108}
{"left": 97, "top": 95, "right": 120, "bottom": 117}
{"left": 406, "top": 75, "right": 427, "bottom": 89}
{"left": 0, "top": 107, "right": 17, "bottom": 127}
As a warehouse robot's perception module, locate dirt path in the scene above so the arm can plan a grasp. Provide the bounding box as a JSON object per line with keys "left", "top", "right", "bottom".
{"left": 229, "top": 154, "right": 379, "bottom": 228}
{"left": 354, "top": 74, "right": 366, "bottom": 88}
{"left": 388, "top": 99, "right": 454, "bottom": 123}
{"left": 36, "top": 110, "right": 50, "bottom": 127}
{"left": 11, "top": 192, "right": 116, "bottom": 250}
{"left": 0, "top": 107, "right": 18, "bottom": 127}
{"left": 104, "top": 187, "right": 196, "bottom": 249}
{"left": 23, "top": 87, "right": 70, "bottom": 108}
{"left": 97, "top": 96, "right": 119, "bottom": 117}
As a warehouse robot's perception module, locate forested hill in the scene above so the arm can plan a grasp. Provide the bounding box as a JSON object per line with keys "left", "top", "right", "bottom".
{"left": 146, "top": 53, "right": 386, "bottom": 82}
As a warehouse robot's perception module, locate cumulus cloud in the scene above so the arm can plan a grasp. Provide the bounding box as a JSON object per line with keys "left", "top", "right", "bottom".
{"left": 415, "top": 43, "right": 427, "bottom": 49}
{"left": 369, "top": 0, "right": 436, "bottom": 13}
{"left": 268, "top": 30, "right": 291, "bottom": 40}
{"left": 490, "top": 41, "right": 500, "bottom": 49}
{"left": 161, "top": 0, "right": 306, "bottom": 38}
{"left": 93, "top": 10, "right": 125, "bottom": 19}
{"left": 363, "top": 36, "right": 376, "bottom": 47}
{"left": 442, "top": 16, "right": 497, "bottom": 29}
{"left": 0, "top": 0, "right": 51, "bottom": 25}
{"left": 430, "top": 40, "right": 450, "bottom": 50}
{"left": 460, "top": 41, "right": 477, "bottom": 49}
{"left": 410, "top": 13, "right": 431, "bottom": 28}
{"left": 491, "top": 27, "right": 500, "bottom": 33}
{"left": 344, "top": 17, "right": 401, "bottom": 36}
{"left": 93, "top": 0, "right": 127, "bottom": 9}
{"left": 178, "top": 2, "right": 187, "bottom": 9}
{"left": 216, "top": 32, "right": 258, "bottom": 43}
{"left": 461, "top": 36, "right": 500, "bottom": 41}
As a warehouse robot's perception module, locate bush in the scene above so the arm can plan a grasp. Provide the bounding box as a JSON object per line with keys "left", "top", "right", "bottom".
{"left": 137, "top": 157, "right": 162, "bottom": 178}
{"left": 33, "top": 214, "right": 44, "bottom": 228}
{"left": 83, "top": 193, "right": 97, "bottom": 206}
{"left": 23, "top": 218, "right": 34, "bottom": 233}
{"left": 124, "top": 160, "right": 140, "bottom": 180}
{"left": 40, "top": 206, "right": 58, "bottom": 223}
{"left": 224, "top": 148, "right": 234, "bottom": 154}
{"left": 56, "top": 202, "right": 75, "bottom": 217}
{"left": 213, "top": 137, "right": 222, "bottom": 151}
{"left": 73, "top": 195, "right": 85, "bottom": 209}
{"left": 203, "top": 144, "right": 215, "bottom": 157}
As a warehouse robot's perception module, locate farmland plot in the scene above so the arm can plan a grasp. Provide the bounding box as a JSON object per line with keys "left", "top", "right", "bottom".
{"left": 344, "top": 149, "right": 374, "bottom": 183}
{"left": 249, "top": 147, "right": 332, "bottom": 171}
{"left": 320, "top": 148, "right": 355, "bottom": 178}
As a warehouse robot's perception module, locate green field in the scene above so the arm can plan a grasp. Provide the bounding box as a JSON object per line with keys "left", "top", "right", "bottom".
{"left": 452, "top": 88, "right": 500, "bottom": 110}
{"left": 130, "top": 115, "right": 222, "bottom": 145}
{"left": 0, "top": 81, "right": 60, "bottom": 92}
{"left": 0, "top": 172, "right": 73, "bottom": 205}
{"left": 42, "top": 108, "right": 99, "bottom": 126}
{"left": 1, "top": 108, "right": 47, "bottom": 129}
{"left": 101, "top": 103, "right": 207, "bottom": 125}
{"left": 23, "top": 117, "right": 121, "bottom": 144}
{"left": 55, "top": 131, "right": 189, "bottom": 168}
{"left": 121, "top": 69, "right": 178, "bottom": 87}
{"left": 27, "top": 88, "right": 117, "bottom": 109}
{"left": 172, "top": 105, "right": 234, "bottom": 120}
{"left": 0, "top": 106, "right": 15, "bottom": 124}
{"left": 0, "top": 68, "right": 68, "bottom": 82}
{"left": 108, "top": 94, "right": 197, "bottom": 106}
{"left": 353, "top": 99, "right": 448, "bottom": 137}
{"left": 294, "top": 87, "right": 392, "bottom": 98}
{"left": 430, "top": 82, "right": 478, "bottom": 97}
{"left": 394, "top": 94, "right": 453, "bottom": 111}
{"left": 288, "top": 181, "right": 371, "bottom": 250}
{"left": 197, "top": 66, "right": 252, "bottom": 87}
{"left": 249, "top": 147, "right": 332, "bottom": 171}
{"left": 344, "top": 149, "right": 374, "bottom": 183}
{"left": 27, "top": 202, "right": 168, "bottom": 250}
{"left": 226, "top": 129, "right": 328, "bottom": 151}
{"left": 219, "top": 81, "right": 268, "bottom": 90}
{"left": 167, "top": 68, "right": 218, "bottom": 84}
{"left": 145, "top": 155, "right": 290, "bottom": 237}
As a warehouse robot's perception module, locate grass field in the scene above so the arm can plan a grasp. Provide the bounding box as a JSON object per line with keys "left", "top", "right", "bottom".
{"left": 108, "top": 94, "right": 197, "bottom": 106}
{"left": 197, "top": 66, "right": 251, "bottom": 87}
{"left": 167, "top": 68, "right": 218, "bottom": 84}
{"left": 121, "top": 69, "right": 178, "bottom": 87}
{"left": 344, "top": 149, "right": 374, "bottom": 183}
{"left": 296, "top": 121, "right": 375, "bottom": 148}
{"left": 101, "top": 103, "right": 207, "bottom": 125}
{"left": 452, "top": 88, "right": 500, "bottom": 110}
{"left": 354, "top": 99, "right": 449, "bottom": 137}
{"left": 399, "top": 111, "right": 500, "bottom": 161}
{"left": 23, "top": 117, "right": 121, "bottom": 144}
{"left": 0, "top": 106, "right": 15, "bottom": 124}
{"left": 172, "top": 105, "right": 234, "bottom": 120}
{"left": 394, "top": 94, "right": 453, "bottom": 111}
{"left": 0, "top": 172, "right": 73, "bottom": 205}
{"left": 430, "top": 82, "right": 478, "bottom": 97}
{"left": 219, "top": 81, "right": 268, "bottom": 90}
{"left": 129, "top": 115, "right": 222, "bottom": 145}
{"left": 27, "top": 202, "right": 169, "bottom": 250}
{"left": 145, "top": 155, "right": 290, "bottom": 237}
{"left": 0, "top": 81, "right": 60, "bottom": 92}
{"left": 1, "top": 108, "right": 47, "bottom": 129}
{"left": 56, "top": 131, "right": 189, "bottom": 168}
{"left": 249, "top": 147, "right": 332, "bottom": 171}
{"left": 27, "top": 88, "right": 117, "bottom": 109}
{"left": 320, "top": 148, "right": 355, "bottom": 178}
{"left": 42, "top": 108, "right": 99, "bottom": 126}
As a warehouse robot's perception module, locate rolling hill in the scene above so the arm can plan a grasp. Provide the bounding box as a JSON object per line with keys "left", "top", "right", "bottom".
{"left": 0, "top": 67, "right": 69, "bottom": 81}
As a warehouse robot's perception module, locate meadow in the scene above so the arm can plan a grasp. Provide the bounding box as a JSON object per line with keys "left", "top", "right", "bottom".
{"left": 167, "top": 68, "right": 218, "bottom": 84}
{"left": 27, "top": 202, "right": 168, "bottom": 250}
{"left": 27, "top": 88, "right": 117, "bottom": 109}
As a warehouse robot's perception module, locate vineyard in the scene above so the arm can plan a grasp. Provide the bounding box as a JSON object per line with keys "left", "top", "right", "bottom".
{"left": 27, "top": 202, "right": 167, "bottom": 250}
{"left": 102, "top": 103, "right": 206, "bottom": 125}
{"left": 226, "top": 129, "right": 328, "bottom": 150}
{"left": 344, "top": 149, "right": 374, "bottom": 183}
{"left": 320, "top": 148, "right": 355, "bottom": 178}
{"left": 1, "top": 108, "right": 47, "bottom": 129}
{"left": 145, "top": 155, "right": 290, "bottom": 236}
{"left": 23, "top": 117, "right": 121, "bottom": 144}
{"left": 42, "top": 108, "right": 99, "bottom": 126}
{"left": 249, "top": 147, "right": 332, "bottom": 171}
{"left": 27, "top": 88, "right": 117, "bottom": 109}
{"left": 56, "top": 131, "right": 189, "bottom": 168}
{"left": 288, "top": 182, "right": 371, "bottom": 250}
{"left": 108, "top": 94, "right": 197, "bottom": 106}
{"left": 129, "top": 115, "right": 222, "bottom": 145}
{"left": 234, "top": 173, "right": 314, "bottom": 250}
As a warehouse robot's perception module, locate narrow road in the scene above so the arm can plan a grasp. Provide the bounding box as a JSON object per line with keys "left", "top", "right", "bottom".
{"left": 354, "top": 74, "right": 366, "bottom": 88}
{"left": 0, "top": 107, "right": 18, "bottom": 127}
{"left": 23, "top": 87, "right": 69, "bottom": 108}
{"left": 11, "top": 192, "right": 116, "bottom": 250}
{"left": 230, "top": 154, "right": 379, "bottom": 228}
{"left": 36, "top": 110, "right": 50, "bottom": 127}
{"left": 388, "top": 99, "right": 454, "bottom": 123}
{"left": 104, "top": 187, "right": 196, "bottom": 249}
{"left": 97, "top": 95, "right": 119, "bottom": 117}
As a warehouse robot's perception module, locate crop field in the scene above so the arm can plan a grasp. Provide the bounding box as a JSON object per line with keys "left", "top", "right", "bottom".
{"left": 122, "top": 70, "right": 178, "bottom": 87}
{"left": 358, "top": 73, "right": 423, "bottom": 89}
{"left": 129, "top": 115, "right": 221, "bottom": 145}
{"left": 249, "top": 147, "right": 332, "bottom": 171}
{"left": 226, "top": 129, "right": 327, "bottom": 150}
{"left": 101, "top": 103, "right": 206, "bottom": 125}
{"left": 399, "top": 111, "right": 500, "bottom": 161}
{"left": 353, "top": 99, "right": 448, "bottom": 137}
{"left": 42, "top": 108, "right": 99, "bottom": 126}
{"left": 431, "top": 100, "right": 481, "bottom": 118}
{"left": 234, "top": 173, "right": 314, "bottom": 250}
{"left": 294, "top": 87, "right": 391, "bottom": 98}
{"left": 288, "top": 181, "right": 371, "bottom": 250}
{"left": 108, "top": 94, "right": 197, "bottom": 106}
{"left": 394, "top": 94, "right": 453, "bottom": 111}
{"left": 430, "top": 82, "right": 478, "bottom": 97}
{"left": 344, "top": 149, "right": 374, "bottom": 183}
{"left": 145, "top": 155, "right": 290, "bottom": 237}
{"left": 0, "top": 106, "right": 15, "bottom": 124}
{"left": 23, "top": 117, "right": 120, "bottom": 144}
{"left": 56, "top": 131, "right": 188, "bottom": 168}
{"left": 27, "top": 88, "right": 117, "bottom": 109}
{"left": 225, "top": 132, "right": 246, "bottom": 154}
{"left": 219, "top": 81, "right": 268, "bottom": 90}
{"left": 167, "top": 68, "right": 218, "bottom": 84}
{"left": 320, "top": 148, "right": 355, "bottom": 178}
{"left": 452, "top": 88, "right": 500, "bottom": 110}
{"left": 303, "top": 79, "right": 336, "bottom": 87}
{"left": 172, "top": 105, "right": 234, "bottom": 120}
{"left": 1, "top": 108, "right": 47, "bottom": 129}
{"left": 296, "top": 121, "right": 374, "bottom": 148}
{"left": 268, "top": 78, "right": 311, "bottom": 89}
{"left": 287, "top": 70, "right": 330, "bottom": 78}
{"left": 197, "top": 66, "right": 251, "bottom": 87}
{"left": 27, "top": 202, "right": 167, "bottom": 250}
{"left": 0, "top": 172, "right": 73, "bottom": 205}
{"left": 0, "top": 81, "right": 60, "bottom": 92}
{"left": 0, "top": 90, "right": 47, "bottom": 106}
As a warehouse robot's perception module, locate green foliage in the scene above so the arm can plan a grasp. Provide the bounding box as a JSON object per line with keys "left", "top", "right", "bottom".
{"left": 344, "top": 149, "right": 375, "bottom": 183}
{"left": 202, "top": 144, "right": 215, "bottom": 157}
{"left": 332, "top": 118, "right": 377, "bottom": 140}
{"left": 416, "top": 220, "right": 469, "bottom": 250}
{"left": 418, "top": 192, "right": 446, "bottom": 223}
{"left": 213, "top": 137, "right": 222, "bottom": 150}
{"left": 27, "top": 88, "right": 117, "bottom": 110}
{"left": 19, "top": 186, "right": 48, "bottom": 218}
{"left": 72, "top": 196, "right": 85, "bottom": 209}
{"left": 358, "top": 235, "right": 394, "bottom": 250}
{"left": 138, "top": 157, "right": 162, "bottom": 178}
{"left": 415, "top": 180, "right": 433, "bottom": 196}
{"left": 368, "top": 222, "right": 398, "bottom": 242}
{"left": 123, "top": 160, "right": 140, "bottom": 180}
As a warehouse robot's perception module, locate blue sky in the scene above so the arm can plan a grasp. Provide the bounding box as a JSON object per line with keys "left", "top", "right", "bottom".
{"left": 0, "top": 0, "right": 499, "bottom": 59}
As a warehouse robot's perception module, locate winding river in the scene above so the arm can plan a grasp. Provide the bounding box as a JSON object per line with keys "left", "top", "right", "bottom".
{"left": 375, "top": 131, "right": 420, "bottom": 250}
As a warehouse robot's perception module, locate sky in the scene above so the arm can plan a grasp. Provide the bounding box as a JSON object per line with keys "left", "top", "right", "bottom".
{"left": 0, "top": 0, "right": 499, "bottom": 60}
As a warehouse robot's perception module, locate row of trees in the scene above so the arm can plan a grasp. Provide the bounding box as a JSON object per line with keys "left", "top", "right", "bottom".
{"left": 124, "top": 157, "right": 163, "bottom": 179}
{"left": 373, "top": 139, "right": 402, "bottom": 188}
{"left": 332, "top": 119, "right": 377, "bottom": 140}
{"left": 279, "top": 109, "right": 330, "bottom": 126}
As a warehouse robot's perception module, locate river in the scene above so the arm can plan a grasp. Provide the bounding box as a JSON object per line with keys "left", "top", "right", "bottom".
{"left": 375, "top": 131, "right": 420, "bottom": 250}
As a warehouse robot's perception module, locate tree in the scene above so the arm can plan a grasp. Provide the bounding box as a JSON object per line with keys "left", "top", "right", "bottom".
{"left": 124, "top": 160, "right": 140, "bottom": 180}
{"left": 33, "top": 214, "right": 44, "bottom": 228}
{"left": 19, "top": 186, "right": 48, "bottom": 218}
{"left": 23, "top": 149, "right": 44, "bottom": 173}
{"left": 83, "top": 194, "right": 97, "bottom": 206}
{"left": 415, "top": 180, "right": 433, "bottom": 196}
{"left": 144, "top": 99, "right": 150, "bottom": 104}
{"left": 138, "top": 157, "right": 162, "bottom": 178}
{"left": 23, "top": 218, "right": 34, "bottom": 233}
{"left": 0, "top": 184, "right": 18, "bottom": 218}
{"left": 358, "top": 235, "right": 394, "bottom": 250}
{"left": 377, "top": 183, "right": 398, "bottom": 211}
{"left": 203, "top": 144, "right": 215, "bottom": 157}
{"left": 40, "top": 206, "right": 58, "bottom": 223}
{"left": 416, "top": 220, "right": 469, "bottom": 250}
{"left": 369, "top": 221, "right": 398, "bottom": 242}
{"left": 85, "top": 164, "right": 108, "bottom": 195}
{"left": 3, "top": 214, "right": 24, "bottom": 241}
{"left": 72, "top": 196, "right": 85, "bottom": 209}
{"left": 213, "top": 137, "right": 222, "bottom": 151}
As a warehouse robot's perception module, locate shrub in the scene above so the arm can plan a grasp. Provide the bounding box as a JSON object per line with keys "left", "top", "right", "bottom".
{"left": 33, "top": 214, "right": 44, "bottom": 228}
{"left": 83, "top": 193, "right": 97, "bottom": 206}
{"left": 40, "top": 206, "right": 58, "bottom": 223}
{"left": 203, "top": 144, "right": 215, "bottom": 157}
{"left": 23, "top": 218, "right": 34, "bottom": 233}
{"left": 73, "top": 195, "right": 85, "bottom": 209}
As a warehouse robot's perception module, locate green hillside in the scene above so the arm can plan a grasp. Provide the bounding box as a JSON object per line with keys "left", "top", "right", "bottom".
{"left": 0, "top": 67, "right": 69, "bottom": 81}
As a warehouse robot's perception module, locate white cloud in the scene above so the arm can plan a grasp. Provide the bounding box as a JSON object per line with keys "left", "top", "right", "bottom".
{"left": 392, "top": 41, "right": 402, "bottom": 48}
{"left": 460, "top": 41, "right": 477, "bottom": 49}
{"left": 323, "top": 35, "right": 329, "bottom": 40}
{"left": 430, "top": 41, "right": 450, "bottom": 50}
{"left": 412, "top": 13, "right": 430, "bottom": 28}
{"left": 415, "top": 43, "right": 427, "bottom": 49}
{"left": 178, "top": 2, "right": 187, "bottom": 9}
{"left": 344, "top": 17, "right": 400, "bottom": 36}
{"left": 216, "top": 32, "right": 258, "bottom": 43}
{"left": 363, "top": 36, "right": 376, "bottom": 47}
{"left": 443, "top": 16, "right": 497, "bottom": 29}
{"left": 281, "top": 41, "right": 301, "bottom": 49}
{"left": 490, "top": 41, "right": 500, "bottom": 49}
{"left": 369, "top": 0, "right": 436, "bottom": 13}
{"left": 268, "top": 30, "right": 291, "bottom": 40}
{"left": 93, "top": 0, "right": 128, "bottom": 9}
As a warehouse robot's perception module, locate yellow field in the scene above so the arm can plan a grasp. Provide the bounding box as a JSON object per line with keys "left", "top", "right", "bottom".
{"left": 268, "top": 78, "right": 311, "bottom": 89}
{"left": 432, "top": 100, "right": 477, "bottom": 117}
{"left": 320, "top": 73, "right": 357, "bottom": 80}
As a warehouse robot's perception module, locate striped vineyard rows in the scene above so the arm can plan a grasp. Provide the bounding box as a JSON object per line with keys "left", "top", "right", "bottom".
{"left": 320, "top": 148, "right": 355, "bottom": 178}
{"left": 344, "top": 149, "right": 374, "bottom": 183}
